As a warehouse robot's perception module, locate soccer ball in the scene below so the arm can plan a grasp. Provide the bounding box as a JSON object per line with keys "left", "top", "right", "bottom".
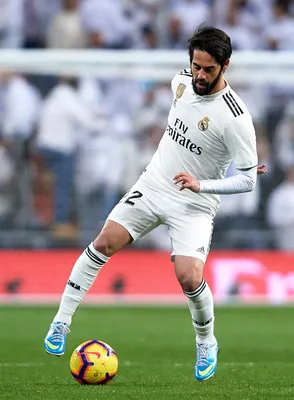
{"left": 69, "top": 340, "right": 118, "bottom": 385}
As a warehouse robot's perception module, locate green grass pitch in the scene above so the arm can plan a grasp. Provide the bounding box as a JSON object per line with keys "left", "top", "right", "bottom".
{"left": 0, "top": 305, "right": 293, "bottom": 399}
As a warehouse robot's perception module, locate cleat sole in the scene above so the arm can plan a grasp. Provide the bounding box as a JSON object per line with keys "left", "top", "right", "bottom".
{"left": 196, "top": 370, "right": 216, "bottom": 382}
{"left": 45, "top": 348, "right": 64, "bottom": 357}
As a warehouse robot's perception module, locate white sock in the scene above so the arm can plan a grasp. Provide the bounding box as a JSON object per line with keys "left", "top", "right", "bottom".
{"left": 53, "top": 243, "right": 109, "bottom": 326}
{"left": 184, "top": 279, "right": 216, "bottom": 344}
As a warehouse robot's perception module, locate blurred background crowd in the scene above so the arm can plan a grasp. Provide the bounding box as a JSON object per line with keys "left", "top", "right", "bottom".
{"left": 0, "top": 0, "right": 294, "bottom": 251}
{"left": 1, "top": 0, "right": 294, "bottom": 50}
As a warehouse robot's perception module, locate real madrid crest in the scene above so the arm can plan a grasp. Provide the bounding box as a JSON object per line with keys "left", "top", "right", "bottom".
{"left": 176, "top": 83, "right": 186, "bottom": 99}
{"left": 198, "top": 117, "right": 210, "bottom": 131}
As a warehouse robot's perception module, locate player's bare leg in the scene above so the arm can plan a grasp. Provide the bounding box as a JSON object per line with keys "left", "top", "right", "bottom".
{"left": 174, "top": 256, "right": 218, "bottom": 381}
{"left": 92, "top": 220, "right": 133, "bottom": 256}
{"left": 44, "top": 221, "right": 132, "bottom": 356}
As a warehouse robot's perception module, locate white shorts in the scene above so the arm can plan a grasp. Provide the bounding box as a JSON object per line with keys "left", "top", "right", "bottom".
{"left": 107, "top": 185, "right": 214, "bottom": 263}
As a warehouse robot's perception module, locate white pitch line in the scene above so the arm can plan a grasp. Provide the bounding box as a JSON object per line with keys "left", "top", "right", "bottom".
{"left": 223, "top": 362, "right": 255, "bottom": 367}
{"left": 123, "top": 361, "right": 256, "bottom": 367}
{"left": 0, "top": 362, "right": 44, "bottom": 367}
{"left": 123, "top": 360, "right": 142, "bottom": 367}
{"left": 172, "top": 362, "right": 256, "bottom": 367}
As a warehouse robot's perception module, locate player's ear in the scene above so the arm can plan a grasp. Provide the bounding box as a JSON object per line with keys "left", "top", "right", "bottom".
{"left": 223, "top": 59, "right": 230, "bottom": 73}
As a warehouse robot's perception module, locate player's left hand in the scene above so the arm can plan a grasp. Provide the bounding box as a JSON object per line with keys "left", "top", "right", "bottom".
{"left": 173, "top": 172, "right": 200, "bottom": 193}
{"left": 257, "top": 164, "right": 267, "bottom": 175}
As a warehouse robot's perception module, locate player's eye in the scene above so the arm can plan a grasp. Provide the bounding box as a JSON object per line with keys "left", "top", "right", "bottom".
{"left": 193, "top": 64, "right": 215, "bottom": 73}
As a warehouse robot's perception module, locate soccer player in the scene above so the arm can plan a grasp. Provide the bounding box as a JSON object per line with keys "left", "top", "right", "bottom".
{"left": 44, "top": 25, "right": 266, "bottom": 381}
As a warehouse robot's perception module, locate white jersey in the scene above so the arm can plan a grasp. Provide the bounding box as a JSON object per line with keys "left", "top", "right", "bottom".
{"left": 137, "top": 68, "right": 258, "bottom": 217}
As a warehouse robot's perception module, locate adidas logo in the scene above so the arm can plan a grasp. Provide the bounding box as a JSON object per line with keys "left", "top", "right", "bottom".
{"left": 196, "top": 246, "right": 205, "bottom": 255}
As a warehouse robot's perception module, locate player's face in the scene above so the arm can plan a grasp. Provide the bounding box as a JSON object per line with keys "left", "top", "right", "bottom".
{"left": 191, "top": 50, "right": 228, "bottom": 96}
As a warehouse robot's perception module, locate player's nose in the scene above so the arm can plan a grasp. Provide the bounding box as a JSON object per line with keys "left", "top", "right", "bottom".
{"left": 197, "top": 69, "right": 207, "bottom": 80}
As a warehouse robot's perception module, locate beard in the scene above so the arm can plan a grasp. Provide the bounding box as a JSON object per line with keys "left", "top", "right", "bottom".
{"left": 192, "top": 68, "right": 223, "bottom": 96}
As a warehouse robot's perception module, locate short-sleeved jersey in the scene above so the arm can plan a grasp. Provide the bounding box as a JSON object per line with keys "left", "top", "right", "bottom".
{"left": 137, "top": 68, "right": 258, "bottom": 216}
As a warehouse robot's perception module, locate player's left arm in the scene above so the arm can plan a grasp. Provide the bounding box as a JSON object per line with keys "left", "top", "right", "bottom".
{"left": 173, "top": 164, "right": 267, "bottom": 194}
{"left": 173, "top": 115, "right": 267, "bottom": 195}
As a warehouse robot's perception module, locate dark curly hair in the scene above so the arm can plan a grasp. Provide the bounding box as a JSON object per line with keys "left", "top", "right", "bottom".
{"left": 188, "top": 24, "right": 232, "bottom": 67}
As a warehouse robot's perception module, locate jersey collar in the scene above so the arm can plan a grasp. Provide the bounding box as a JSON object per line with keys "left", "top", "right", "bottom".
{"left": 195, "top": 80, "right": 230, "bottom": 102}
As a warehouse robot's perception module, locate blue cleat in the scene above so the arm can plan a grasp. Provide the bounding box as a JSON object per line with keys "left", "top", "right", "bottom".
{"left": 194, "top": 342, "right": 219, "bottom": 381}
{"left": 44, "top": 322, "right": 70, "bottom": 356}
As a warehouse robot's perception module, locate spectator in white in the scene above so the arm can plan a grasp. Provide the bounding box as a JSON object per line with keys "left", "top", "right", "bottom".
{"left": 1, "top": 73, "right": 41, "bottom": 142}
{"left": 123, "top": 0, "right": 159, "bottom": 48}
{"left": 212, "top": 0, "right": 272, "bottom": 43}
{"left": 80, "top": 0, "right": 131, "bottom": 48}
{"left": 103, "top": 78, "right": 144, "bottom": 195}
{"left": 274, "top": 101, "right": 294, "bottom": 172}
{"left": 104, "top": 78, "right": 143, "bottom": 117}
{"left": 23, "top": 0, "right": 61, "bottom": 48}
{"left": 264, "top": 0, "right": 294, "bottom": 50}
{"left": 75, "top": 75, "right": 143, "bottom": 247}
{"left": 0, "top": 0, "right": 25, "bottom": 48}
{"left": 1, "top": 72, "right": 41, "bottom": 228}
{"left": 75, "top": 129, "right": 124, "bottom": 247}
{"left": 167, "top": 0, "right": 211, "bottom": 48}
{"left": 36, "top": 76, "right": 104, "bottom": 238}
{"left": 46, "top": 0, "right": 87, "bottom": 49}
{"left": 217, "top": 0, "right": 265, "bottom": 50}
{"left": 266, "top": 166, "right": 294, "bottom": 250}
{"left": 144, "top": 0, "right": 174, "bottom": 48}
{"left": 103, "top": 77, "right": 143, "bottom": 201}
{"left": 76, "top": 111, "right": 138, "bottom": 245}
{"left": 75, "top": 76, "right": 113, "bottom": 247}
{"left": 136, "top": 82, "right": 171, "bottom": 126}
{"left": 138, "top": 24, "right": 157, "bottom": 49}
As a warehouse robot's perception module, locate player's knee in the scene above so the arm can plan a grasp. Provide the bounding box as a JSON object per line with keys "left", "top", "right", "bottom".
{"left": 92, "top": 221, "right": 131, "bottom": 257}
{"left": 92, "top": 236, "right": 117, "bottom": 257}
{"left": 177, "top": 273, "right": 203, "bottom": 292}
{"left": 175, "top": 257, "right": 204, "bottom": 292}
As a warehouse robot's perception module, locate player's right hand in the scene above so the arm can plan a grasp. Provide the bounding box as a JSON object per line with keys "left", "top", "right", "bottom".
{"left": 173, "top": 172, "right": 200, "bottom": 193}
